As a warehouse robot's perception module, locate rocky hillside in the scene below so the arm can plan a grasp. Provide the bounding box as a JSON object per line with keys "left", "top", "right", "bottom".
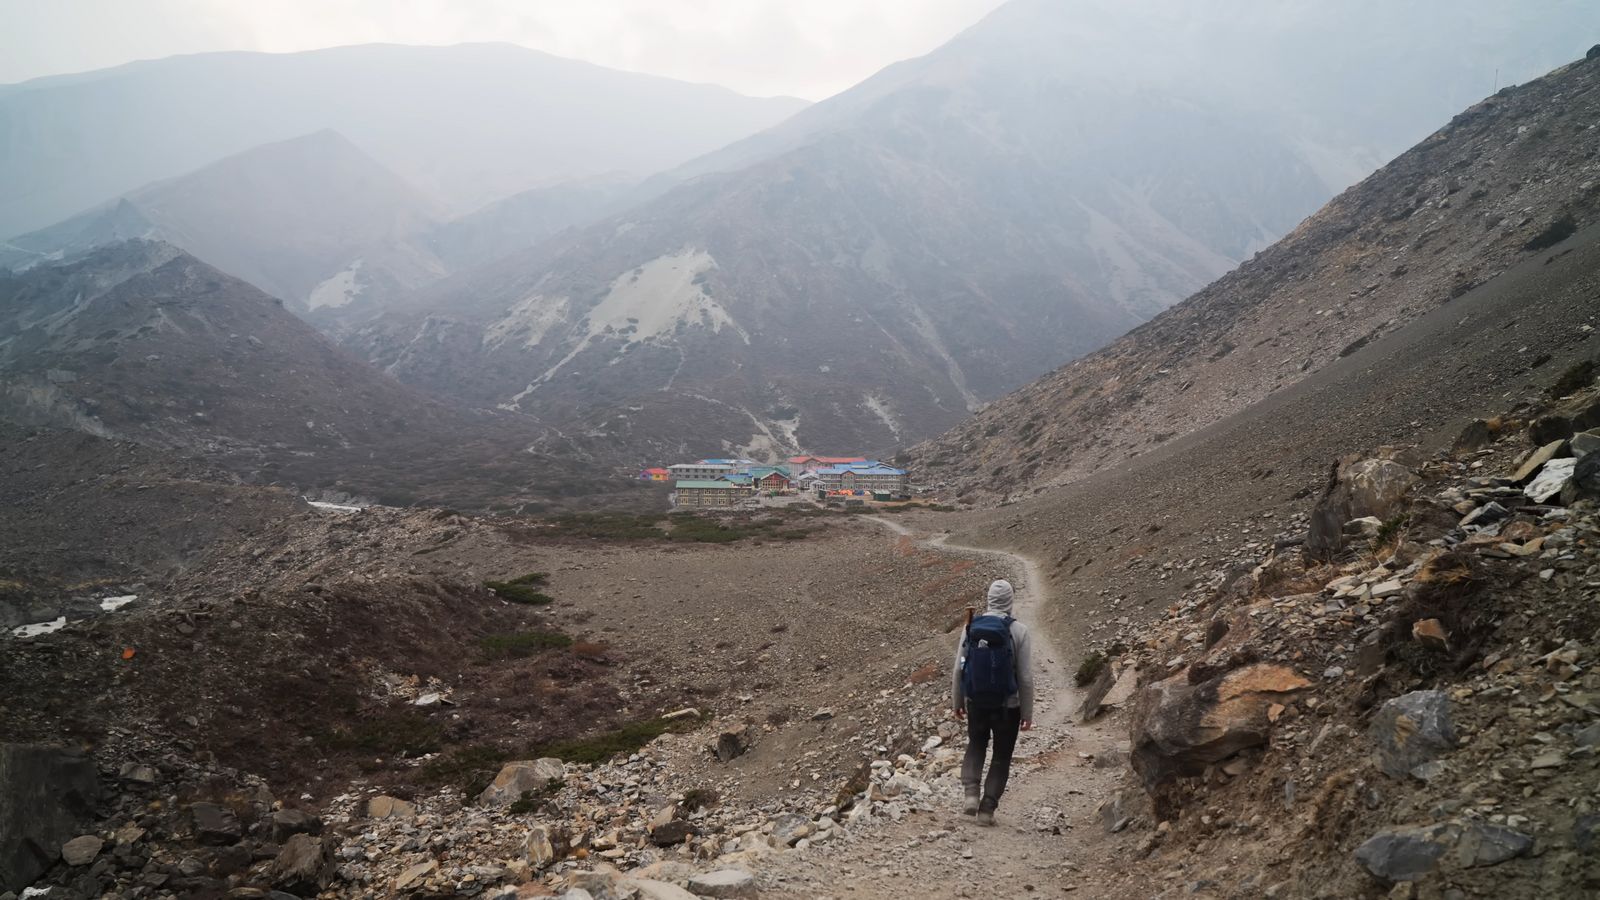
{"left": 1088, "top": 378, "right": 1600, "bottom": 897}
{"left": 0, "top": 242, "right": 651, "bottom": 509}
{"left": 0, "top": 42, "right": 807, "bottom": 236}
{"left": 1, "top": 131, "right": 447, "bottom": 312}
{"left": 913, "top": 49, "right": 1600, "bottom": 501}
{"left": 351, "top": 1, "right": 1595, "bottom": 463}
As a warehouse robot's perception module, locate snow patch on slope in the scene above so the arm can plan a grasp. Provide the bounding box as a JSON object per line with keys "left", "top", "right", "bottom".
{"left": 509, "top": 249, "right": 748, "bottom": 403}
{"left": 587, "top": 249, "right": 744, "bottom": 345}
{"left": 485, "top": 293, "right": 570, "bottom": 348}
{"left": 905, "top": 303, "right": 982, "bottom": 412}
{"left": 307, "top": 259, "right": 365, "bottom": 311}
{"left": 863, "top": 394, "right": 904, "bottom": 441}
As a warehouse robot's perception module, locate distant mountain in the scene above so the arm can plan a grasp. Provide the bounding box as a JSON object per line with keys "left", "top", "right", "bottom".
{"left": 0, "top": 241, "right": 651, "bottom": 509}
{"left": 425, "top": 174, "right": 639, "bottom": 274}
{"left": 350, "top": 0, "right": 1595, "bottom": 463}
{"left": 1, "top": 130, "right": 445, "bottom": 311}
{"left": 0, "top": 42, "right": 808, "bottom": 237}
{"left": 910, "top": 49, "right": 1600, "bottom": 501}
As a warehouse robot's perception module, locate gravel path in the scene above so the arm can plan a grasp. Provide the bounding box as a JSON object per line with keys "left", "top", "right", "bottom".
{"left": 757, "top": 517, "right": 1133, "bottom": 899}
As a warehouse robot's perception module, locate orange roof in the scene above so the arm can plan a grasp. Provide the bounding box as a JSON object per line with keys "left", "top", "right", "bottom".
{"left": 643, "top": 467, "right": 669, "bottom": 475}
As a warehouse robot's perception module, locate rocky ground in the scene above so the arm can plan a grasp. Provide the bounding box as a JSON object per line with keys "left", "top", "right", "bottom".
{"left": 3, "top": 506, "right": 1080, "bottom": 899}
{"left": 6, "top": 361, "right": 1600, "bottom": 900}
{"left": 6, "top": 382, "right": 1599, "bottom": 897}
{"left": 1075, "top": 381, "right": 1600, "bottom": 898}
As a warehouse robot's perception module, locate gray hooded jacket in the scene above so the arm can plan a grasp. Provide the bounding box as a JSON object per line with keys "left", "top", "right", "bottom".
{"left": 951, "top": 579, "right": 1035, "bottom": 720}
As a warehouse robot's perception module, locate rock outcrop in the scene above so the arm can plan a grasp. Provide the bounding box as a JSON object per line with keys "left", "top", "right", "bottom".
{"left": 1129, "top": 663, "right": 1311, "bottom": 788}
{"left": 0, "top": 744, "right": 99, "bottom": 893}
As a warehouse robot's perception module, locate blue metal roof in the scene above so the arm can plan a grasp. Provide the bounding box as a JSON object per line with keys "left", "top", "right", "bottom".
{"left": 817, "top": 463, "right": 905, "bottom": 476}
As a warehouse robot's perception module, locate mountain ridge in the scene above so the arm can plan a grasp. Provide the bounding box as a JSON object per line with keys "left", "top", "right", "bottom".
{"left": 0, "top": 42, "right": 808, "bottom": 236}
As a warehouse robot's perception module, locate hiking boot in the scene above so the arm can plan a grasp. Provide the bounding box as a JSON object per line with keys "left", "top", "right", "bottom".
{"left": 975, "top": 810, "right": 996, "bottom": 827}
{"left": 962, "top": 792, "right": 980, "bottom": 816}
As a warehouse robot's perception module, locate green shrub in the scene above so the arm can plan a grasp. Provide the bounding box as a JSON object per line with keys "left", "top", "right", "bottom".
{"left": 543, "top": 513, "right": 665, "bottom": 540}
{"left": 480, "top": 630, "right": 573, "bottom": 660}
{"left": 484, "top": 577, "right": 554, "bottom": 605}
{"left": 1074, "top": 651, "right": 1108, "bottom": 688}
{"left": 1374, "top": 513, "right": 1411, "bottom": 549}
{"left": 320, "top": 712, "right": 443, "bottom": 756}
{"left": 529, "top": 713, "right": 705, "bottom": 765}
{"left": 419, "top": 744, "right": 510, "bottom": 797}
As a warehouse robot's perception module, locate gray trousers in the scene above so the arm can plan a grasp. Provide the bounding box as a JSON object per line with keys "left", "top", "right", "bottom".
{"left": 961, "top": 703, "right": 1022, "bottom": 811}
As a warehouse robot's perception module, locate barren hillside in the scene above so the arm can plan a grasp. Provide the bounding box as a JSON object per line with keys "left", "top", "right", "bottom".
{"left": 913, "top": 51, "right": 1600, "bottom": 502}
{"left": 344, "top": 2, "right": 1598, "bottom": 463}
{"left": 0, "top": 241, "right": 652, "bottom": 509}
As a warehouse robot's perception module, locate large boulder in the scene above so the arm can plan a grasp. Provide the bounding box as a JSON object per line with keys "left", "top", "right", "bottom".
{"left": 0, "top": 744, "right": 100, "bottom": 893}
{"left": 1129, "top": 663, "right": 1311, "bottom": 789}
{"left": 1356, "top": 823, "right": 1459, "bottom": 882}
{"left": 1572, "top": 429, "right": 1600, "bottom": 458}
{"left": 1372, "top": 691, "right": 1458, "bottom": 779}
{"left": 1355, "top": 821, "right": 1534, "bottom": 882}
{"left": 1308, "top": 453, "right": 1420, "bottom": 556}
{"left": 366, "top": 795, "right": 416, "bottom": 820}
{"left": 1529, "top": 415, "right": 1574, "bottom": 447}
{"left": 1562, "top": 452, "right": 1600, "bottom": 506}
{"left": 630, "top": 879, "right": 700, "bottom": 900}
{"left": 189, "top": 802, "right": 243, "bottom": 845}
{"left": 525, "top": 823, "right": 557, "bottom": 872}
{"left": 268, "top": 833, "right": 334, "bottom": 895}
{"left": 687, "top": 869, "right": 758, "bottom": 898}
{"left": 479, "top": 759, "right": 566, "bottom": 807}
{"left": 1511, "top": 439, "right": 1571, "bottom": 483}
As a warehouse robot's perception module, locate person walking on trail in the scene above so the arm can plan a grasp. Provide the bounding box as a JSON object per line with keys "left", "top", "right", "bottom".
{"left": 952, "top": 578, "right": 1035, "bottom": 826}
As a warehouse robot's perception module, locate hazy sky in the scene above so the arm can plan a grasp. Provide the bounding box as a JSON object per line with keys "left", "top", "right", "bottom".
{"left": 0, "top": 0, "right": 1008, "bottom": 99}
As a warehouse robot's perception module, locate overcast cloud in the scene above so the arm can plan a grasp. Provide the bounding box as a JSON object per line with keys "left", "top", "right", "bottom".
{"left": 0, "top": 0, "right": 1009, "bottom": 99}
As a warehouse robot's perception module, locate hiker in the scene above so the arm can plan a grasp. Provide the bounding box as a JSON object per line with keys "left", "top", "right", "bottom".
{"left": 952, "top": 578, "right": 1034, "bottom": 825}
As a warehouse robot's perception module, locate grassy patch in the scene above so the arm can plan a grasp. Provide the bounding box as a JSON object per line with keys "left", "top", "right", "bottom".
{"left": 484, "top": 574, "right": 554, "bottom": 605}
{"left": 1074, "top": 651, "right": 1108, "bottom": 688}
{"left": 418, "top": 744, "right": 511, "bottom": 797}
{"left": 529, "top": 713, "right": 705, "bottom": 765}
{"left": 543, "top": 512, "right": 666, "bottom": 540}
{"left": 667, "top": 516, "right": 746, "bottom": 543}
{"left": 1373, "top": 513, "right": 1411, "bottom": 551}
{"left": 480, "top": 630, "right": 573, "bottom": 660}
{"left": 320, "top": 712, "right": 443, "bottom": 757}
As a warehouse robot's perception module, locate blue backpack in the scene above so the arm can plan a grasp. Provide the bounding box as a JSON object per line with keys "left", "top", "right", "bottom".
{"left": 961, "top": 614, "right": 1016, "bottom": 708}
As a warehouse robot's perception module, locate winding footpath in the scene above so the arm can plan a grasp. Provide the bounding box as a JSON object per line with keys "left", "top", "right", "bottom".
{"left": 758, "top": 516, "right": 1131, "bottom": 899}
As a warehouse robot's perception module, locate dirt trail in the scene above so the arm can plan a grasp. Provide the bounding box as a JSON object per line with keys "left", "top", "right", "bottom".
{"left": 760, "top": 517, "right": 1132, "bottom": 899}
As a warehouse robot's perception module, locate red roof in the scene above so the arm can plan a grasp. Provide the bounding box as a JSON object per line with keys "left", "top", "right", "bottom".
{"left": 643, "top": 467, "right": 669, "bottom": 475}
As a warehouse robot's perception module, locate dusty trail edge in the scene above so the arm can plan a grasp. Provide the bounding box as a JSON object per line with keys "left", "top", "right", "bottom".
{"left": 758, "top": 516, "right": 1131, "bottom": 898}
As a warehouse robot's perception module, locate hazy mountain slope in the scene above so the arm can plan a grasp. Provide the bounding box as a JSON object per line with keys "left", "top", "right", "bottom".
{"left": 912, "top": 51, "right": 1600, "bottom": 501}
{"left": 0, "top": 42, "right": 808, "bottom": 236}
{"left": 652, "top": 0, "right": 1596, "bottom": 198}
{"left": 424, "top": 173, "right": 639, "bottom": 273}
{"left": 0, "top": 241, "right": 651, "bottom": 509}
{"left": 2, "top": 131, "right": 446, "bottom": 310}
{"left": 360, "top": 0, "right": 1421, "bottom": 461}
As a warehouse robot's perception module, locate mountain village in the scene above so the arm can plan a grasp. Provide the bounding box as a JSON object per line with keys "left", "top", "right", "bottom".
{"left": 641, "top": 455, "right": 912, "bottom": 509}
